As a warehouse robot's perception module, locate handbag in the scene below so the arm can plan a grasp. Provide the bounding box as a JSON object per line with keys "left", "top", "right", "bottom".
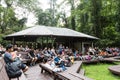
{"left": 5, "top": 62, "right": 22, "bottom": 78}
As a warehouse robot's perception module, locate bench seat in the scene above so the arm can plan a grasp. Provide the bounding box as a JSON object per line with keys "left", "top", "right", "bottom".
{"left": 39, "top": 61, "right": 93, "bottom": 80}
{"left": 79, "top": 69, "right": 85, "bottom": 75}
{"left": 0, "top": 57, "right": 28, "bottom": 80}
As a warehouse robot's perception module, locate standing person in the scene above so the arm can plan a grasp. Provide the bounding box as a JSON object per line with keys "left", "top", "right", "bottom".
{"left": 4, "top": 44, "right": 28, "bottom": 72}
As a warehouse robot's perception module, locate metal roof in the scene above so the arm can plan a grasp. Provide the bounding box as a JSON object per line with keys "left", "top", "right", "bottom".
{"left": 5, "top": 25, "right": 99, "bottom": 39}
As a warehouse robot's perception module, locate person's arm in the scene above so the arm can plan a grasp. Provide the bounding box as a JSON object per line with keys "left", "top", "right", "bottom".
{"left": 7, "top": 54, "right": 15, "bottom": 62}
{"left": 28, "top": 53, "right": 32, "bottom": 58}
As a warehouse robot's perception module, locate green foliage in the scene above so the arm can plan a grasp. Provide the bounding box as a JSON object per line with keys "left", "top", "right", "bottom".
{"left": 35, "top": 0, "right": 120, "bottom": 47}
{"left": 0, "top": 34, "right": 4, "bottom": 44}
{"left": 37, "top": 9, "right": 58, "bottom": 26}
{"left": 0, "top": 0, "right": 31, "bottom": 44}
{"left": 0, "top": 0, "right": 120, "bottom": 47}
{"left": 73, "top": 0, "right": 120, "bottom": 47}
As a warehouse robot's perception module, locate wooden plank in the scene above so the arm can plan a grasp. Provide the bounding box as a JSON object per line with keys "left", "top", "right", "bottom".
{"left": 108, "top": 65, "right": 120, "bottom": 75}
{"left": 55, "top": 71, "right": 83, "bottom": 80}
{"left": 79, "top": 69, "right": 85, "bottom": 75}
{"left": 68, "top": 61, "right": 82, "bottom": 73}
{"left": 82, "top": 60, "right": 99, "bottom": 64}
{"left": 0, "top": 57, "right": 27, "bottom": 80}
{"left": 69, "top": 72, "right": 93, "bottom": 80}
{"left": 1, "top": 63, "right": 9, "bottom": 80}
{"left": 39, "top": 61, "right": 93, "bottom": 80}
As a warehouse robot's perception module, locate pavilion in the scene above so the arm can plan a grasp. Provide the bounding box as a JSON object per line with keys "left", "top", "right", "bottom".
{"left": 4, "top": 25, "right": 99, "bottom": 51}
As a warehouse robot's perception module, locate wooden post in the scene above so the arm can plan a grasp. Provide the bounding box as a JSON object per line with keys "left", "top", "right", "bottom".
{"left": 12, "top": 37, "right": 15, "bottom": 44}
{"left": 92, "top": 42, "right": 94, "bottom": 48}
{"left": 42, "top": 37, "right": 43, "bottom": 49}
{"left": 47, "top": 37, "right": 48, "bottom": 47}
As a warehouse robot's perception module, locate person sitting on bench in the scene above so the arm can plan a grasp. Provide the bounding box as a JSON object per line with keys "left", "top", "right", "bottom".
{"left": 44, "top": 58, "right": 63, "bottom": 72}
{"left": 4, "top": 44, "right": 28, "bottom": 72}
{"left": 54, "top": 54, "right": 67, "bottom": 71}
{"left": 28, "top": 48, "right": 38, "bottom": 66}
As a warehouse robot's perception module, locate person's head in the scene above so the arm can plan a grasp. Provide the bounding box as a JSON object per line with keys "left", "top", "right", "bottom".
{"left": 57, "top": 54, "right": 61, "bottom": 58}
{"left": 44, "top": 57, "right": 51, "bottom": 64}
{"left": 44, "top": 47, "right": 47, "bottom": 50}
{"left": 43, "top": 58, "right": 48, "bottom": 63}
{"left": 6, "top": 44, "right": 13, "bottom": 52}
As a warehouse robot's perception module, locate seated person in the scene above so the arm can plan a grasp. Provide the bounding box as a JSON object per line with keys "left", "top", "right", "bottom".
{"left": 4, "top": 44, "right": 28, "bottom": 72}
{"left": 43, "top": 47, "right": 51, "bottom": 57}
{"left": 28, "top": 49, "right": 37, "bottom": 66}
{"left": 85, "top": 53, "right": 92, "bottom": 60}
{"left": 99, "top": 49, "right": 108, "bottom": 57}
{"left": 69, "top": 54, "right": 74, "bottom": 64}
{"left": 35, "top": 49, "right": 44, "bottom": 62}
{"left": 44, "top": 58, "right": 63, "bottom": 72}
{"left": 54, "top": 54, "right": 63, "bottom": 65}
{"left": 65, "top": 55, "right": 72, "bottom": 67}
{"left": 54, "top": 54, "right": 67, "bottom": 70}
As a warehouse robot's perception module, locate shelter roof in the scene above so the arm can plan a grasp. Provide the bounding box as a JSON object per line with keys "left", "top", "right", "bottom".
{"left": 5, "top": 25, "right": 98, "bottom": 40}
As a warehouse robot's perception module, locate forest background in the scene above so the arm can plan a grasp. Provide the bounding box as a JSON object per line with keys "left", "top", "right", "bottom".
{"left": 0, "top": 0, "right": 120, "bottom": 47}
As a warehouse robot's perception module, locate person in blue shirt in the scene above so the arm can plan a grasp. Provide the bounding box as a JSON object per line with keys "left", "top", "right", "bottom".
{"left": 4, "top": 44, "right": 28, "bottom": 72}
{"left": 54, "top": 54, "right": 66, "bottom": 71}
{"left": 4, "top": 44, "right": 15, "bottom": 64}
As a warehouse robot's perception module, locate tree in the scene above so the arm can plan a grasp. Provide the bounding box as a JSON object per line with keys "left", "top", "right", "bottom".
{"left": 115, "top": 0, "right": 120, "bottom": 32}
{"left": 75, "top": 0, "right": 120, "bottom": 46}
{"left": 59, "top": 0, "right": 76, "bottom": 30}
{"left": 36, "top": 0, "right": 60, "bottom": 26}
{"left": 49, "top": 0, "right": 57, "bottom": 26}
{"left": 0, "top": 0, "right": 40, "bottom": 34}
{"left": 0, "top": 3, "right": 16, "bottom": 33}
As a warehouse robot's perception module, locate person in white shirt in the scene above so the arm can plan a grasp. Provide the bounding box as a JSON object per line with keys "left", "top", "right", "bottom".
{"left": 44, "top": 58, "right": 63, "bottom": 72}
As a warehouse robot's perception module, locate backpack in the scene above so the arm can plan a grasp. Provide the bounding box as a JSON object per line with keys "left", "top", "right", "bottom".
{"left": 5, "top": 62, "right": 22, "bottom": 78}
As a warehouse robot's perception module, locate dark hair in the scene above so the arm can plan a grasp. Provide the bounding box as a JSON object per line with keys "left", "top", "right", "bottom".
{"left": 6, "top": 44, "right": 13, "bottom": 50}
{"left": 43, "top": 58, "right": 48, "bottom": 63}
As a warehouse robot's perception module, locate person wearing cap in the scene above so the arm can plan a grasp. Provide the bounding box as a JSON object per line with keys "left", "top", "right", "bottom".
{"left": 4, "top": 44, "right": 28, "bottom": 72}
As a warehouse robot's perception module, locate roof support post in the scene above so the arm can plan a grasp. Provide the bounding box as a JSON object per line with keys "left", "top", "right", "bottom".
{"left": 42, "top": 37, "right": 43, "bottom": 49}
{"left": 69, "top": 38, "right": 70, "bottom": 48}
{"left": 47, "top": 37, "right": 48, "bottom": 47}
{"left": 12, "top": 37, "right": 15, "bottom": 45}
{"left": 81, "top": 42, "right": 84, "bottom": 54}
{"left": 92, "top": 42, "right": 94, "bottom": 48}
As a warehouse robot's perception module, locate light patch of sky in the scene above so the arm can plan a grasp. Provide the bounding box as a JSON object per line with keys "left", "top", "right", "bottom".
{"left": 26, "top": 0, "right": 71, "bottom": 26}
{"left": 14, "top": 6, "right": 37, "bottom": 26}
{"left": 38, "top": 0, "right": 50, "bottom": 10}
{"left": 0, "top": 0, "right": 72, "bottom": 26}
{"left": 0, "top": 0, "right": 7, "bottom": 7}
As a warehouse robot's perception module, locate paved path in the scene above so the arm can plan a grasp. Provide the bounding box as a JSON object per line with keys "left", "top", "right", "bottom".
{"left": 25, "top": 64, "right": 53, "bottom": 80}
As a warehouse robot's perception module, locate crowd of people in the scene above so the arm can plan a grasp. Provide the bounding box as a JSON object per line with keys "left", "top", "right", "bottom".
{"left": 0, "top": 43, "right": 120, "bottom": 73}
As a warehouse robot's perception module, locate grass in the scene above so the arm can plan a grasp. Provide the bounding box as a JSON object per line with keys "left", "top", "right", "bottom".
{"left": 83, "top": 62, "right": 120, "bottom": 80}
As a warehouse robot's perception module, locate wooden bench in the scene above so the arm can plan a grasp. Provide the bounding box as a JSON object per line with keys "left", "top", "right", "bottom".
{"left": 17, "top": 52, "right": 31, "bottom": 64}
{"left": 39, "top": 63, "right": 53, "bottom": 74}
{"left": 103, "top": 57, "right": 120, "bottom": 62}
{"left": 82, "top": 60, "right": 99, "bottom": 64}
{"left": 80, "top": 69, "right": 85, "bottom": 75}
{"left": 108, "top": 65, "right": 120, "bottom": 75}
{"left": 39, "top": 61, "right": 93, "bottom": 80}
{"left": 59, "top": 61, "right": 92, "bottom": 80}
{"left": 0, "top": 57, "right": 27, "bottom": 80}
{"left": 39, "top": 63, "right": 83, "bottom": 80}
